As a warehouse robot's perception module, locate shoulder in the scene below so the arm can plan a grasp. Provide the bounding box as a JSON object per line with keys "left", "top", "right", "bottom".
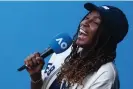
{"left": 97, "top": 62, "right": 117, "bottom": 81}
{"left": 89, "top": 62, "right": 119, "bottom": 89}
{"left": 72, "top": 62, "right": 119, "bottom": 89}
{"left": 87, "top": 62, "right": 117, "bottom": 84}
{"left": 90, "top": 62, "right": 118, "bottom": 87}
{"left": 85, "top": 62, "right": 118, "bottom": 83}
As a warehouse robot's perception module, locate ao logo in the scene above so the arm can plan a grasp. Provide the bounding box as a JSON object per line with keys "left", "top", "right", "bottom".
{"left": 56, "top": 38, "right": 67, "bottom": 49}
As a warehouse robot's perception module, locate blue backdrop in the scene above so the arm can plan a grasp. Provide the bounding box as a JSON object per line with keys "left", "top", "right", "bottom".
{"left": 0, "top": 1, "right": 132, "bottom": 89}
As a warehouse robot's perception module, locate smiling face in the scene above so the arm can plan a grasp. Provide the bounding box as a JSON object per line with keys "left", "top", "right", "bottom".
{"left": 76, "top": 11, "right": 101, "bottom": 48}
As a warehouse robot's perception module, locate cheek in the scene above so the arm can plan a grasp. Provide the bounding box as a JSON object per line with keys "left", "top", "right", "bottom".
{"left": 90, "top": 23, "right": 99, "bottom": 32}
{"left": 89, "top": 27, "right": 98, "bottom": 39}
{"left": 88, "top": 29, "right": 97, "bottom": 39}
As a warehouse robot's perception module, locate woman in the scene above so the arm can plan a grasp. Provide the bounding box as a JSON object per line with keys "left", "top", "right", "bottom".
{"left": 24, "top": 3, "right": 128, "bottom": 89}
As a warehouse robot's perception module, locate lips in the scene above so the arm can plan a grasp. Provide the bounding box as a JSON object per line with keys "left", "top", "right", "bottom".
{"left": 79, "top": 29, "right": 88, "bottom": 35}
{"left": 77, "top": 29, "right": 88, "bottom": 41}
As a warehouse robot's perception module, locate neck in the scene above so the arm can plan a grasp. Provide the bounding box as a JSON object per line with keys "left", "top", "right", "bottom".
{"left": 79, "top": 47, "right": 92, "bottom": 58}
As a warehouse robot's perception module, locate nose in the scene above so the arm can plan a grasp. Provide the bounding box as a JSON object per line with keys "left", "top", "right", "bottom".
{"left": 80, "top": 19, "right": 90, "bottom": 28}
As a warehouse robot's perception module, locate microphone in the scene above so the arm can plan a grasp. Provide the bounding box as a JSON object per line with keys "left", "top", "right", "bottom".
{"left": 17, "top": 33, "right": 72, "bottom": 71}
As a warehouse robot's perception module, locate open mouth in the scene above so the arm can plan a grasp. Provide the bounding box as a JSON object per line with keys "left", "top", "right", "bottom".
{"left": 79, "top": 29, "right": 88, "bottom": 35}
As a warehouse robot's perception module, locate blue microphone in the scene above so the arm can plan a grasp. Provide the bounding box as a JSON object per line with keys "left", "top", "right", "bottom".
{"left": 17, "top": 33, "right": 72, "bottom": 71}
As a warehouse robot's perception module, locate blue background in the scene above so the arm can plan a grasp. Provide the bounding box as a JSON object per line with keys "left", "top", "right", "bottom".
{"left": 0, "top": 1, "right": 132, "bottom": 89}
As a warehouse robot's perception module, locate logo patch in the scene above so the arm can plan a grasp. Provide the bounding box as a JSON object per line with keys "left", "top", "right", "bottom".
{"left": 102, "top": 6, "right": 110, "bottom": 10}
{"left": 44, "top": 63, "right": 55, "bottom": 76}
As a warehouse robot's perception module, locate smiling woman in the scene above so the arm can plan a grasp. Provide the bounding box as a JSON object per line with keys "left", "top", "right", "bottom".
{"left": 76, "top": 11, "right": 101, "bottom": 48}
{"left": 56, "top": 3, "right": 128, "bottom": 88}
{"left": 23, "top": 2, "right": 129, "bottom": 89}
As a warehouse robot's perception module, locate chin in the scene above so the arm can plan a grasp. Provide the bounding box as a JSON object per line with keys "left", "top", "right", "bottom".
{"left": 76, "top": 41, "right": 87, "bottom": 48}
{"left": 76, "top": 40, "right": 92, "bottom": 48}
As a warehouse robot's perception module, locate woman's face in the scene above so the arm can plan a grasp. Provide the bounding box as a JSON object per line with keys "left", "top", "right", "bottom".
{"left": 76, "top": 11, "right": 101, "bottom": 48}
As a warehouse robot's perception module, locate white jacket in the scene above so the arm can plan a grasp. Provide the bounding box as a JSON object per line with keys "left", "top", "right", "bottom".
{"left": 41, "top": 47, "right": 119, "bottom": 89}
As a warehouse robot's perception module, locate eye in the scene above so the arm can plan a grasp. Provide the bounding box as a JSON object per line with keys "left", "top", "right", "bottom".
{"left": 93, "top": 22, "right": 99, "bottom": 25}
{"left": 85, "top": 17, "right": 89, "bottom": 20}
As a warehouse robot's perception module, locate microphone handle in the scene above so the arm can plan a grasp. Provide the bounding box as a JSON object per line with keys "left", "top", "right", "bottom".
{"left": 17, "top": 47, "right": 54, "bottom": 71}
{"left": 40, "top": 47, "right": 54, "bottom": 58}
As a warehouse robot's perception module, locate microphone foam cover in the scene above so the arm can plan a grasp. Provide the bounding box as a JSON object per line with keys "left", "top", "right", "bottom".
{"left": 49, "top": 33, "right": 72, "bottom": 54}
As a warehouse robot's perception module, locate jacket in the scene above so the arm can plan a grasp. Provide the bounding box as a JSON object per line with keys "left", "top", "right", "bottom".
{"left": 41, "top": 47, "right": 119, "bottom": 89}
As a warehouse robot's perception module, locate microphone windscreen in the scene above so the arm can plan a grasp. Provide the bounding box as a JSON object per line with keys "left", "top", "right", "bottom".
{"left": 49, "top": 33, "right": 72, "bottom": 54}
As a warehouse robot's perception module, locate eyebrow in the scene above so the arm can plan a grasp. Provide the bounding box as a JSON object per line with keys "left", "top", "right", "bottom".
{"left": 86, "top": 16, "right": 101, "bottom": 22}
{"left": 94, "top": 16, "right": 101, "bottom": 20}
{"left": 86, "top": 15, "right": 101, "bottom": 20}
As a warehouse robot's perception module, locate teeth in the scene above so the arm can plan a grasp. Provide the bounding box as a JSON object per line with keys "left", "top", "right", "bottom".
{"left": 80, "top": 29, "right": 87, "bottom": 35}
